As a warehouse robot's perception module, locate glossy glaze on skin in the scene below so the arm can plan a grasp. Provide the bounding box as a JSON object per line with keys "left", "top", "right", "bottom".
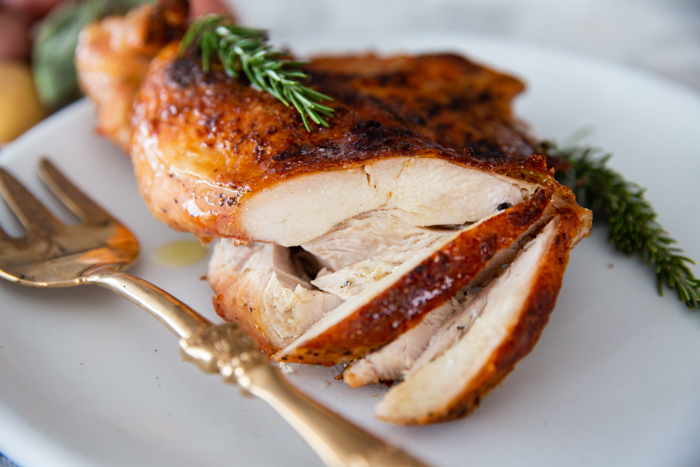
{"left": 304, "top": 53, "right": 538, "bottom": 157}
{"left": 129, "top": 45, "right": 571, "bottom": 243}
{"left": 76, "top": 11, "right": 593, "bottom": 425}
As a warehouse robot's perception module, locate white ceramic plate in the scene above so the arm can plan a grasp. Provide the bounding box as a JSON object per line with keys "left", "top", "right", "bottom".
{"left": 1, "top": 34, "right": 700, "bottom": 467}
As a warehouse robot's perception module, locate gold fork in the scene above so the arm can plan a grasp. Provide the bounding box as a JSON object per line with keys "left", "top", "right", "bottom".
{"left": 0, "top": 159, "right": 430, "bottom": 467}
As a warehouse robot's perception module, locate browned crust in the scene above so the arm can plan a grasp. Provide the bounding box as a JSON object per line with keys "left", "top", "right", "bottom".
{"left": 397, "top": 207, "right": 583, "bottom": 425}
{"left": 130, "top": 46, "right": 567, "bottom": 241}
{"left": 304, "top": 53, "right": 537, "bottom": 157}
{"left": 211, "top": 293, "right": 274, "bottom": 355}
{"left": 274, "top": 189, "right": 553, "bottom": 365}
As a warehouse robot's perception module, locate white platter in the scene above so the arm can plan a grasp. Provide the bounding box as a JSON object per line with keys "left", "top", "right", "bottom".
{"left": 1, "top": 34, "right": 700, "bottom": 467}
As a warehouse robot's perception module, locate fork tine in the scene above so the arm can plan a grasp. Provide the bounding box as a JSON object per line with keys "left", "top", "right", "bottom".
{"left": 38, "top": 159, "right": 112, "bottom": 225}
{"left": 0, "top": 166, "right": 63, "bottom": 236}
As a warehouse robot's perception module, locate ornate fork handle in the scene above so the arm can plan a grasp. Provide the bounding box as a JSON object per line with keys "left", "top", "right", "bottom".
{"left": 181, "top": 324, "right": 431, "bottom": 467}
{"left": 88, "top": 271, "right": 212, "bottom": 339}
{"left": 90, "top": 272, "right": 429, "bottom": 467}
{"left": 0, "top": 160, "right": 430, "bottom": 467}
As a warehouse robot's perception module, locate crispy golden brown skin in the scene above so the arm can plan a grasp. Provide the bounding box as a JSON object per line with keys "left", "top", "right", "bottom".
{"left": 130, "top": 45, "right": 574, "bottom": 242}
{"left": 304, "top": 54, "right": 538, "bottom": 158}
{"left": 77, "top": 20, "right": 593, "bottom": 423}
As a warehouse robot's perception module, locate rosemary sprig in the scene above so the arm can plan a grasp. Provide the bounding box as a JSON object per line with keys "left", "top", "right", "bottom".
{"left": 178, "top": 14, "right": 334, "bottom": 131}
{"left": 544, "top": 141, "right": 700, "bottom": 309}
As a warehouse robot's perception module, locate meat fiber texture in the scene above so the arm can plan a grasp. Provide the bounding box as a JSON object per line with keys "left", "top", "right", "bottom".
{"left": 76, "top": 8, "right": 591, "bottom": 424}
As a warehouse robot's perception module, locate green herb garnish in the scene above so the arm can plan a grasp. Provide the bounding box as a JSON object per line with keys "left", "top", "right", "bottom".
{"left": 545, "top": 141, "right": 700, "bottom": 309}
{"left": 178, "top": 15, "right": 334, "bottom": 131}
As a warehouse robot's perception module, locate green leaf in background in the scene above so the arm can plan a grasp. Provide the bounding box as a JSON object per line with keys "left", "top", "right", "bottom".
{"left": 32, "top": 0, "right": 153, "bottom": 109}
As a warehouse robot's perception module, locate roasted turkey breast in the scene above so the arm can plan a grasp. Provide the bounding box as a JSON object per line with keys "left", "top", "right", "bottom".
{"left": 128, "top": 44, "right": 571, "bottom": 244}
{"left": 76, "top": 7, "right": 591, "bottom": 425}
{"left": 275, "top": 188, "right": 554, "bottom": 364}
{"left": 375, "top": 208, "right": 584, "bottom": 424}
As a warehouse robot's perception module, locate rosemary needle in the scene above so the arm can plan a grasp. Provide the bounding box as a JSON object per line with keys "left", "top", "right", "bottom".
{"left": 544, "top": 141, "right": 700, "bottom": 309}
{"left": 178, "top": 14, "right": 334, "bottom": 131}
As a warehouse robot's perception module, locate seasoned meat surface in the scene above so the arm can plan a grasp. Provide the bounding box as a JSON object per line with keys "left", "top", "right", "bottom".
{"left": 77, "top": 14, "right": 593, "bottom": 424}
{"left": 274, "top": 189, "right": 554, "bottom": 365}
{"left": 376, "top": 208, "right": 584, "bottom": 424}
{"left": 304, "top": 53, "right": 538, "bottom": 158}
{"left": 130, "top": 45, "right": 564, "bottom": 243}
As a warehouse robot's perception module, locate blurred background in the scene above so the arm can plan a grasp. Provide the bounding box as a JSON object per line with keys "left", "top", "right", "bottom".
{"left": 0, "top": 0, "right": 699, "bottom": 465}
{"left": 0, "top": 0, "right": 700, "bottom": 144}
{"left": 1, "top": 0, "right": 700, "bottom": 147}
{"left": 238, "top": 0, "right": 700, "bottom": 91}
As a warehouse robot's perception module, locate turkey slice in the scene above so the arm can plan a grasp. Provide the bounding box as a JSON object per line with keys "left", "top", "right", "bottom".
{"left": 342, "top": 296, "right": 465, "bottom": 387}
{"left": 208, "top": 241, "right": 342, "bottom": 353}
{"left": 274, "top": 189, "right": 553, "bottom": 365}
{"left": 375, "top": 208, "right": 584, "bottom": 424}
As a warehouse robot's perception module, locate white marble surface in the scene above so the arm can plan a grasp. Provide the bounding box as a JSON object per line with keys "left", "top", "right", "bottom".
{"left": 231, "top": 0, "right": 700, "bottom": 91}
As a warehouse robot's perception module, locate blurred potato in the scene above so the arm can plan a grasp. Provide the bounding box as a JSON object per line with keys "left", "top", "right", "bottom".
{"left": 0, "top": 61, "right": 46, "bottom": 143}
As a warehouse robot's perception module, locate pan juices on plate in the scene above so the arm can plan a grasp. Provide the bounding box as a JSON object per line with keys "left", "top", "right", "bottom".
{"left": 76, "top": 0, "right": 590, "bottom": 424}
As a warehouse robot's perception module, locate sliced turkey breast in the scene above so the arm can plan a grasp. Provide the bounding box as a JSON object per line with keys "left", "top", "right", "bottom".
{"left": 208, "top": 241, "right": 342, "bottom": 353}
{"left": 236, "top": 157, "right": 538, "bottom": 246}
{"left": 342, "top": 296, "right": 465, "bottom": 388}
{"left": 274, "top": 189, "right": 553, "bottom": 365}
{"left": 76, "top": 13, "right": 592, "bottom": 424}
{"left": 340, "top": 190, "right": 562, "bottom": 388}
{"left": 375, "top": 209, "right": 584, "bottom": 425}
{"left": 311, "top": 254, "right": 409, "bottom": 300}
{"left": 299, "top": 210, "right": 457, "bottom": 272}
